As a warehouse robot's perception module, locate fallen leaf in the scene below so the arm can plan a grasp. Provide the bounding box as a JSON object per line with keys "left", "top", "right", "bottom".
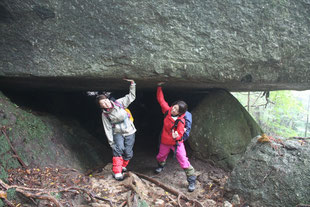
{"left": 257, "top": 134, "right": 270, "bottom": 143}
{"left": 0, "top": 191, "right": 7, "bottom": 199}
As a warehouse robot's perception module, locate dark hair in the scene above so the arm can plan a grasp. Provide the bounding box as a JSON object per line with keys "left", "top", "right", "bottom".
{"left": 172, "top": 100, "right": 188, "bottom": 115}
{"left": 91, "top": 91, "right": 111, "bottom": 102}
{"left": 96, "top": 94, "right": 108, "bottom": 102}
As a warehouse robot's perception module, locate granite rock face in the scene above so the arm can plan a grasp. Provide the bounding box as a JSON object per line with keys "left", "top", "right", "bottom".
{"left": 1, "top": 0, "right": 310, "bottom": 90}
{"left": 226, "top": 136, "right": 310, "bottom": 207}
{"left": 189, "top": 89, "right": 263, "bottom": 170}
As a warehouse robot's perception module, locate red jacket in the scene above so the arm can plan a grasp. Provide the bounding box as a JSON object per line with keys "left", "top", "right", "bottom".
{"left": 157, "top": 86, "right": 185, "bottom": 145}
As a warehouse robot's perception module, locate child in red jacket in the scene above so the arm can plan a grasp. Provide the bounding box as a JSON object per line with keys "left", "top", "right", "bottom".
{"left": 155, "top": 82, "right": 196, "bottom": 192}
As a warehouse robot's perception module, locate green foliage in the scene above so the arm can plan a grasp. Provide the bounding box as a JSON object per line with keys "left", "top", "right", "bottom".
{"left": 0, "top": 91, "right": 54, "bottom": 171}
{"left": 7, "top": 188, "right": 16, "bottom": 200}
{"left": 0, "top": 199, "right": 4, "bottom": 207}
{"left": 138, "top": 200, "right": 149, "bottom": 207}
{"left": 0, "top": 167, "right": 8, "bottom": 182}
{"left": 51, "top": 192, "right": 62, "bottom": 200}
{"left": 0, "top": 133, "right": 21, "bottom": 169}
{"left": 15, "top": 112, "right": 51, "bottom": 143}
{"left": 1, "top": 153, "right": 20, "bottom": 169}
{"left": 232, "top": 91, "right": 307, "bottom": 138}
{"left": 265, "top": 91, "right": 306, "bottom": 137}
{"left": 0, "top": 134, "right": 10, "bottom": 154}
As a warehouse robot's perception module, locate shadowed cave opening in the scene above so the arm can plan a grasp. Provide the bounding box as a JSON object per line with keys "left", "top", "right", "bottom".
{"left": 2, "top": 88, "right": 207, "bottom": 168}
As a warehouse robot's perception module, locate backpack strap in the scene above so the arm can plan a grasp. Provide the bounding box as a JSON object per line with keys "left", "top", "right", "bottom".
{"left": 113, "top": 100, "right": 124, "bottom": 109}
{"left": 172, "top": 118, "right": 184, "bottom": 158}
{"left": 171, "top": 119, "right": 184, "bottom": 131}
{"left": 113, "top": 100, "right": 132, "bottom": 120}
{"left": 163, "top": 110, "right": 185, "bottom": 158}
{"left": 164, "top": 110, "right": 185, "bottom": 131}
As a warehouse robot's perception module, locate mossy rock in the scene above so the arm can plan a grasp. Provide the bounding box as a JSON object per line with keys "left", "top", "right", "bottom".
{"left": 0, "top": 91, "right": 110, "bottom": 174}
{"left": 189, "top": 89, "right": 263, "bottom": 170}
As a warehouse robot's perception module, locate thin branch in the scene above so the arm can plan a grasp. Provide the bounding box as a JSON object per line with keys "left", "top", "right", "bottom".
{"left": 251, "top": 92, "right": 263, "bottom": 106}
{"left": 0, "top": 127, "right": 27, "bottom": 168}
{"left": 20, "top": 191, "right": 63, "bottom": 207}
{"left": 1, "top": 198, "right": 15, "bottom": 207}
{"left": 0, "top": 179, "right": 62, "bottom": 207}
{"left": 167, "top": 194, "right": 178, "bottom": 206}
{"left": 133, "top": 172, "right": 204, "bottom": 207}
{"left": 177, "top": 194, "right": 182, "bottom": 207}
{"left": 0, "top": 179, "right": 115, "bottom": 207}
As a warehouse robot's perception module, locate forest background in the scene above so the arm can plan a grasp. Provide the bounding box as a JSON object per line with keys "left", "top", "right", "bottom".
{"left": 232, "top": 90, "right": 310, "bottom": 138}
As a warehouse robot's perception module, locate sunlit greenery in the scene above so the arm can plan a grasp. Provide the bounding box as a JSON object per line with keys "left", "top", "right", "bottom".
{"left": 232, "top": 91, "right": 310, "bottom": 138}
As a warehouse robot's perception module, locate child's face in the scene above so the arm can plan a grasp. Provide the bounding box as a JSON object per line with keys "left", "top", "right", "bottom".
{"left": 99, "top": 99, "right": 112, "bottom": 109}
{"left": 171, "top": 104, "right": 180, "bottom": 116}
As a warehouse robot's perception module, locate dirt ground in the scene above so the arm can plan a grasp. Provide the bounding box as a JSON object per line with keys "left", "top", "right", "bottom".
{"left": 127, "top": 148, "right": 231, "bottom": 206}
{"left": 2, "top": 145, "right": 234, "bottom": 207}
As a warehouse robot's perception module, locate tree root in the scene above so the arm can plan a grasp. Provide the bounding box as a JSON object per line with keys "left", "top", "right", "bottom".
{"left": 132, "top": 171, "right": 204, "bottom": 207}
{"left": 0, "top": 179, "right": 115, "bottom": 207}
{"left": 0, "top": 127, "right": 27, "bottom": 168}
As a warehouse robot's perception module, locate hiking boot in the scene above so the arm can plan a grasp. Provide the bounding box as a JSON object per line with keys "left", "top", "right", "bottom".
{"left": 155, "top": 166, "right": 164, "bottom": 174}
{"left": 122, "top": 167, "right": 127, "bottom": 172}
{"left": 187, "top": 175, "right": 196, "bottom": 192}
{"left": 113, "top": 173, "right": 124, "bottom": 181}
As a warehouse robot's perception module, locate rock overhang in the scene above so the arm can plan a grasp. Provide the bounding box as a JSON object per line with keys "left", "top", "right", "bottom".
{"left": 1, "top": 0, "right": 310, "bottom": 92}
{"left": 1, "top": 76, "right": 310, "bottom": 92}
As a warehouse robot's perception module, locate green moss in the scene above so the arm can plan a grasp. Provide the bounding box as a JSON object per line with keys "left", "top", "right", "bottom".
{"left": 0, "top": 134, "right": 10, "bottom": 154}
{"left": 1, "top": 153, "right": 20, "bottom": 169}
{"left": 0, "top": 167, "right": 8, "bottom": 182}
{"left": 0, "top": 133, "right": 22, "bottom": 169}
{"left": 190, "top": 90, "right": 263, "bottom": 170}
{"left": 0, "top": 119, "right": 9, "bottom": 126}
{"left": 7, "top": 188, "right": 16, "bottom": 200}
{"left": 51, "top": 192, "right": 62, "bottom": 200}
{"left": 0, "top": 91, "right": 54, "bottom": 170}
{"left": 138, "top": 199, "right": 149, "bottom": 207}
{"left": 15, "top": 112, "right": 52, "bottom": 143}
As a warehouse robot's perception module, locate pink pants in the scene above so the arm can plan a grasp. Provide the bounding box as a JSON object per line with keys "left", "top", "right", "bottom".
{"left": 156, "top": 142, "right": 191, "bottom": 169}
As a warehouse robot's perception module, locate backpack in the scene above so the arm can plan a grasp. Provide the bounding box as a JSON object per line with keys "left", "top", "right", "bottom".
{"left": 164, "top": 110, "right": 192, "bottom": 141}
{"left": 113, "top": 100, "right": 134, "bottom": 122}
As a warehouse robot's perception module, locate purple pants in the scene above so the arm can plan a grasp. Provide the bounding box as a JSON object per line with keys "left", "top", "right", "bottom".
{"left": 156, "top": 142, "right": 191, "bottom": 169}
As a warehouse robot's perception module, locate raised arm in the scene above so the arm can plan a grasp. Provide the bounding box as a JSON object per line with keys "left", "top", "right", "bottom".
{"left": 157, "top": 86, "right": 170, "bottom": 114}
{"left": 116, "top": 79, "right": 136, "bottom": 108}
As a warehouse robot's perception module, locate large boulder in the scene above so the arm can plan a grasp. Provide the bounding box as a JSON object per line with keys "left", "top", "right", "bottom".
{"left": 226, "top": 136, "right": 310, "bottom": 207}
{"left": 189, "top": 89, "right": 262, "bottom": 170}
{"left": 1, "top": 0, "right": 310, "bottom": 91}
{"left": 0, "top": 91, "right": 110, "bottom": 180}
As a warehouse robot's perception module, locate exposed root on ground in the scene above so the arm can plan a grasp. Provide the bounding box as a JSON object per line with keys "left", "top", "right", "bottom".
{"left": 0, "top": 166, "right": 229, "bottom": 206}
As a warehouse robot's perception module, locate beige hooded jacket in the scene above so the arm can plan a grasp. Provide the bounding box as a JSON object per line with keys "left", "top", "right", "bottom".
{"left": 101, "top": 82, "right": 136, "bottom": 147}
